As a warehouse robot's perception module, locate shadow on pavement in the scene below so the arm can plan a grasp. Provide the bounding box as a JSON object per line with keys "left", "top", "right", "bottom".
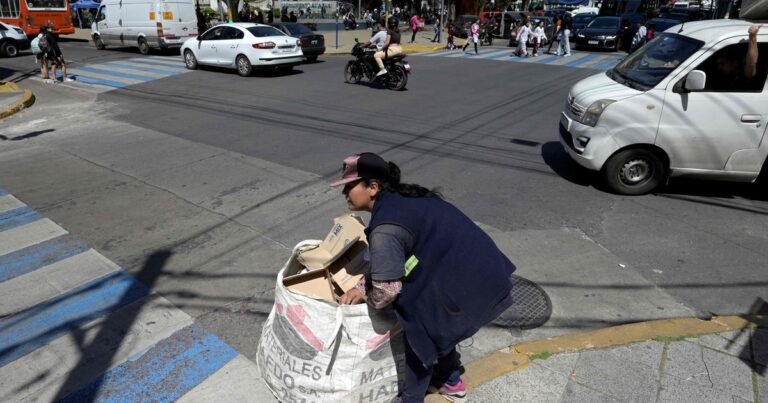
{"left": 540, "top": 141, "right": 596, "bottom": 187}
{"left": 0, "top": 129, "right": 55, "bottom": 141}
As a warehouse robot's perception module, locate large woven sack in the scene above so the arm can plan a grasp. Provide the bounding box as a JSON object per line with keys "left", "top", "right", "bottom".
{"left": 257, "top": 240, "right": 405, "bottom": 403}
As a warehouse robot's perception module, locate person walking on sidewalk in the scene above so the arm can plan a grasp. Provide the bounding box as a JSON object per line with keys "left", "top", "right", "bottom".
{"left": 409, "top": 13, "right": 419, "bottom": 43}
{"left": 556, "top": 13, "right": 572, "bottom": 57}
{"left": 514, "top": 20, "right": 533, "bottom": 57}
{"left": 431, "top": 15, "right": 441, "bottom": 43}
{"left": 532, "top": 20, "right": 547, "bottom": 56}
{"left": 334, "top": 152, "right": 515, "bottom": 403}
{"left": 547, "top": 15, "right": 562, "bottom": 55}
{"left": 40, "top": 24, "right": 73, "bottom": 82}
{"left": 462, "top": 19, "right": 479, "bottom": 55}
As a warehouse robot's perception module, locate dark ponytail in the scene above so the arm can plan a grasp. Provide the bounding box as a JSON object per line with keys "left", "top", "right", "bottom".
{"left": 365, "top": 161, "right": 442, "bottom": 199}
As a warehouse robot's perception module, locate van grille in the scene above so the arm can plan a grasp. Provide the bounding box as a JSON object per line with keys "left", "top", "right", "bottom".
{"left": 567, "top": 95, "right": 585, "bottom": 120}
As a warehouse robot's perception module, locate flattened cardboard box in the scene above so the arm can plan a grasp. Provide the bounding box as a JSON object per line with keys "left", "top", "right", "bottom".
{"left": 283, "top": 215, "right": 369, "bottom": 302}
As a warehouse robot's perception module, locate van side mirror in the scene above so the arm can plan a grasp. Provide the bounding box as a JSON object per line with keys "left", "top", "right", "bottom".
{"left": 684, "top": 70, "right": 706, "bottom": 91}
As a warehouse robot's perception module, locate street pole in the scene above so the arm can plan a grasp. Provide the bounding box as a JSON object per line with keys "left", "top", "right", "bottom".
{"left": 336, "top": 0, "right": 339, "bottom": 49}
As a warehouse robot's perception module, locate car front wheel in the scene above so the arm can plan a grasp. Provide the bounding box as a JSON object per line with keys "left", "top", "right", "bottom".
{"left": 603, "top": 148, "right": 666, "bottom": 195}
{"left": 236, "top": 55, "right": 252, "bottom": 76}
{"left": 1, "top": 41, "right": 19, "bottom": 57}
{"left": 184, "top": 50, "right": 198, "bottom": 69}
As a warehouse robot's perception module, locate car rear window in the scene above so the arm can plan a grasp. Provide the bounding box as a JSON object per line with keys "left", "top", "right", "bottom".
{"left": 286, "top": 24, "right": 313, "bottom": 35}
{"left": 247, "top": 26, "right": 287, "bottom": 37}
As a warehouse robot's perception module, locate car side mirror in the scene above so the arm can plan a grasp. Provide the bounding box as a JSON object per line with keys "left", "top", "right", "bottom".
{"left": 684, "top": 70, "right": 706, "bottom": 91}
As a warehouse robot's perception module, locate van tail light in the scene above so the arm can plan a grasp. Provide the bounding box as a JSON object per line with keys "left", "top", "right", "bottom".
{"left": 156, "top": 22, "right": 164, "bottom": 37}
{"left": 253, "top": 42, "right": 276, "bottom": 49}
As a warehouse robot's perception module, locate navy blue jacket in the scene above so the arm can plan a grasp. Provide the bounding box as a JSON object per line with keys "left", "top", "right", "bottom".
{"left": 366, "top": 192, "right": 515, "bottom": 367}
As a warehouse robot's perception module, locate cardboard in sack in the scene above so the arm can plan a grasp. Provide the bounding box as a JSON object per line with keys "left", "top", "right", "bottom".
{"left": 257, "top": 215, "right": 406, "bottom": 403}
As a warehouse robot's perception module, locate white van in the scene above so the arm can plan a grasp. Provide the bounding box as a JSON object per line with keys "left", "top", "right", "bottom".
{"left": 559, "top": 20, "right": 768, "bottom": 195}
{"left": 91, "top": 0, "right": 198, "bottom": 54}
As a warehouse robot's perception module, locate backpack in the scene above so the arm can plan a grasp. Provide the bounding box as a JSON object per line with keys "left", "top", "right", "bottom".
{"left": 31, "top": 35, "right": 42, "bottom": 55}
{"left": 38, "top": 34, "right": 50, "bottom": 54}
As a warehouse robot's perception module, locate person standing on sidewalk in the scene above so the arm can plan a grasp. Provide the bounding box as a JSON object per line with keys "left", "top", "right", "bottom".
{"left": 532, "top": 20, "right": 547, "bottom": 57}
{"left": 547, "top": 15, "right": 562, "bottom": 54}
{"left": 556, "top": 13, "right": 572, "bottom": 57}
{"left": 431, "top": 14, "right": 441, "bottom": 43}
{"left": 409, "top": 13, "right": 419, "bottom": 43}
{"left": 462, "top": 19, "right": 480, "bottom": 55}
{"left": 334, "top": 152, "right": 515, "bottom": 403}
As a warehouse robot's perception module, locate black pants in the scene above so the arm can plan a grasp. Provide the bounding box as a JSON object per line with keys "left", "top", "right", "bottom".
{"left": 411, "top": 30, "right": 417, "bottom": 42}
{"left": 401, "top": 338, "right": 461, "bottom": 403}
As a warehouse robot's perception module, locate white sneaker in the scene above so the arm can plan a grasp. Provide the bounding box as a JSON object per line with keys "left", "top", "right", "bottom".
{"left": 376, "top": 69, "right": 387, "bottom": 77}
{"left": 564, "top": 53, "right": 571, "bottom": 57}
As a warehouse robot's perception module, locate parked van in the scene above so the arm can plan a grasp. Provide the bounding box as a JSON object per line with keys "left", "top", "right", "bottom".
{"left": 559, "top": 20, "right": 767, "bottom": 195}
{"left": 91, "top": 0, "right": 198, "bottom": 54}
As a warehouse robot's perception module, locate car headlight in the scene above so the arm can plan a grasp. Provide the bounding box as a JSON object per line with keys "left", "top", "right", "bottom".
{"left": 13, "top": 27, "right": 24, "bottom": 35}
{"left": 577, "top": 33, "right": 585, "bottom": 38}
{"left": 580, "top": 99, "right": 615, "bottom": 127}
{"left": 605, "top": 35, "right": 616, "bottom": 40}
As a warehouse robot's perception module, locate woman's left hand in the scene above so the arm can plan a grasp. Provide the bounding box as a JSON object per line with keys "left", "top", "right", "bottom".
{"left": 340, "top": 288, "right": 367, "bottom": 305}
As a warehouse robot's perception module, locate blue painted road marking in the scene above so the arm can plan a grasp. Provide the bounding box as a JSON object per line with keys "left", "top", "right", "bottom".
{"left": 102, "top": 62, "right": 182, "bottom": 75}
{"left": 0, "top": 270, "right": 149, "bottom": 367}
{"left": 0, "top": 235, "right": 90, "bottom": 284}
{"left": 0, "top": 206, "right": 43, "bottom": 233}
{"left": 564, "top": 53, "right": 599, "bottom": 67}
{"left": 60, "top": 324, "right": 238, "bottom": 403}
{"left": 74, "top": 66, "right": 155, "bottom": 82}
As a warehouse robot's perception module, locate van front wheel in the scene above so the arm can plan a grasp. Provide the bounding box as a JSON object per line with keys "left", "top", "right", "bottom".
{"left": 138, "top": 38, "right": 150, "bottom": 55}
{"left": 603, "top": 148, "right": 665, "bottom": 195}
{"left": 94, "top": 35, "right": 105, "bottom": 50}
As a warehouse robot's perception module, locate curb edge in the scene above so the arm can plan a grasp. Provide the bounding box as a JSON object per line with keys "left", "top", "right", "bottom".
{"left": 0, "top": 88, "right": 36, "bottom": 121}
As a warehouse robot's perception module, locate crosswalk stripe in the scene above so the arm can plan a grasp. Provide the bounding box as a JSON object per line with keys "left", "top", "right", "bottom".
{"left": 0, "top": 269, "right": 149, "bottom": 367}
{"left": 60, "top": 324, "right": 238, "bottom": 403}
{"left": 0, "top": 207, "right": 42, "bottom": 233}
{"left": 0, "top": 219, "right": 68, "bottom": 257}
{"left": 176, "top": 355, "right": 265, "bottom": 402}
{"left": 89, "top": 64, "right": 170, "bottom": 79}
{"left": 65, "top": 74, "right": 130, "bottom": 88}
{"left": 0, "top": 249, "right": 120, "bottom": 318}
{"left": 0, "top": 294, "right": 194, "bottom": 402}
{"left": 0, "top": 188, "right": 7, "bottom": 197}
{"left": 74, "top": 65, "right": 157, "bottom": 82}
{"left": 0, "top": 195, "right": 24, "bottom": 215}
{"left": 103, "top": 61, "right": 182, "bottom": 75}
{"left": 124, "top": 58, "right": 187, "bottom": 70}
{"left": 0, "top": 234, "right": 90, "bottom": 284}
{"left": 136, "top": 57, "right": 185, "bottom": 68}
{"left": 564, "top": 53, "right": 599, "bottom": 67}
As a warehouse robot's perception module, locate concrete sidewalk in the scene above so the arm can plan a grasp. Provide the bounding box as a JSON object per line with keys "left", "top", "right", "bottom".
{"left": 428, "top": 316, "right": 768, "bottom": 402}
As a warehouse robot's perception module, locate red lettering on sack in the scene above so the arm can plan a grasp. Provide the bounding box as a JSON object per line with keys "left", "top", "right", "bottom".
{"left": 275, "top": 303, "right": 325, "bottom": 351}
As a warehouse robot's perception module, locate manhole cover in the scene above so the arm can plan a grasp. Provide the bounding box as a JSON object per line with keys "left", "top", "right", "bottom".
{"left": 492, "top": 274, "right": 552, "bottom": 330}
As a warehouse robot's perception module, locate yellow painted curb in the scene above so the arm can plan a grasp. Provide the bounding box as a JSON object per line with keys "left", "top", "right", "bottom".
{"left": 425, "top": 315, "right": 766, "bottom": 402}
{"left": 0, "top": 84, "right": 35, "bottom": 121}
{"left": 0, "top": 81, "right": 21, "bottom": 93}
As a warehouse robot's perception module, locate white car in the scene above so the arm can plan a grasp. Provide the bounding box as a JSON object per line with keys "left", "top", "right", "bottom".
{"left": 0, "top": 22, "right": 30, "bottom": 58}
{"left": 181, "top": 23, "right": 303, "bottom": 76}
{"left": 560, "top": 20, "right": 767, "bottom": 195}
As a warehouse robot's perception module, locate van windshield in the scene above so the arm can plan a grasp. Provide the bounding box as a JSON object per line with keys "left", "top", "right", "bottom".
{"left": 610, "top": 33, "right": 703, "bottom": 90}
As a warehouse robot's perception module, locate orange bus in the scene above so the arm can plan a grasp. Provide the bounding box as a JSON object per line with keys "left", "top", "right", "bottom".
{"left": 0, "top": 0, "right": 74, "bottom": 36}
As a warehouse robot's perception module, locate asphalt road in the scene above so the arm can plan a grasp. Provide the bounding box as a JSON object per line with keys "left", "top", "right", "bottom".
{"left": 2, "top": 40, "right": 767, "bottom": 353}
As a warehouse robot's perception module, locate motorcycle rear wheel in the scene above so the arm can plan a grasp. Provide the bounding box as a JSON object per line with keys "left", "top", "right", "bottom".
{"left": 344, "top": 61, "right": 362, "bottom": 84}
{"left": 387, "top": 65, "right": 408, "bottom": 91}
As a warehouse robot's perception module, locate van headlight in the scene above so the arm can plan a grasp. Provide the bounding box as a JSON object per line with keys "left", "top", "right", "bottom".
{"left": 581, "top": 99, "right": 615, "bottom": 127}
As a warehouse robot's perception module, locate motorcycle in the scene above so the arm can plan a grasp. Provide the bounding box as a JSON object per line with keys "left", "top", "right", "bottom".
{"left": 344, "top": 39, "right": 411, "bottom": 91}
{"left": 480, "top": 23, "right": 494, "bottom": 46}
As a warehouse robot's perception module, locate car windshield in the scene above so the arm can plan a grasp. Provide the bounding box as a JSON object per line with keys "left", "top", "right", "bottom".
{"left": 588, "top": 18, "right": 619, "bottom": 29}
{"left": 573, "top": 15, "right": 594, "bottom": 23}
{"left": 286, "top": 24, "right": 313, "bottom": 35}
{"left": 247, "top": 26, "right": 287, "bottom": 37}
{"left": 611, "top": 33, "right": 703, "bottom": 89}
{"left": 648, "top": 19, "right": 678, "bottom": 32}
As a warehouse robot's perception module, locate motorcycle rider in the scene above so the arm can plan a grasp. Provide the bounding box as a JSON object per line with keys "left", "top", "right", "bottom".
{"left": 359, "top": 20, "right": 402, "bottom": 77}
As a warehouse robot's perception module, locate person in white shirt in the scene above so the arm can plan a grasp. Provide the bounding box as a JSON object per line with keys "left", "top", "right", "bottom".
{"left": 515, "top": 21, "right": 533, "bottom": 57}
{"left": 462, "top": 19, "right": 480, "bottom": 55}
{"left": 532, "top": 21, "right": 547, "bottom": 57}
{"left": 630, "top": 22, "right": 648, "bottom": 53}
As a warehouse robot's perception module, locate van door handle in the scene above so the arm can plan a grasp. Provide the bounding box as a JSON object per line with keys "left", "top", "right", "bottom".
{"left": 741, "top": 114, "right": 761, "bottom": 123}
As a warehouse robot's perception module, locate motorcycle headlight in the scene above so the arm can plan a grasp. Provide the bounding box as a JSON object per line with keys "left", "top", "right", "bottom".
{"left": 581, "top": 99, "right": 615, "bottom": 127}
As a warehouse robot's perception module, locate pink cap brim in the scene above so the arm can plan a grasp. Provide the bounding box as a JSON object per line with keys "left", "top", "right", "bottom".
{"left": 329, "top": 176, "right": 362, "bottom": 187}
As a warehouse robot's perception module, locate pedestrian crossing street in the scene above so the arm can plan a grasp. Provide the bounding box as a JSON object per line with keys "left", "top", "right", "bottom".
{"left": 412, "top": 48, "right": 625, "bottom": 71}
{"left": 44, "top": 56, "right": 189, "bottom": 93}
{"left": 0, "top": 186, "right": 267, "bottom": 402}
